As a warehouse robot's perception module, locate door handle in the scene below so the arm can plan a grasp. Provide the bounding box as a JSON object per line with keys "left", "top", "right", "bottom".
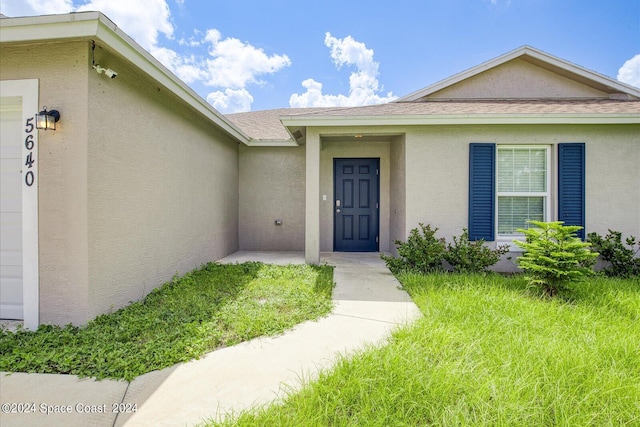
{"left": 336, "top": 209, "right": 341, "bottom": 213}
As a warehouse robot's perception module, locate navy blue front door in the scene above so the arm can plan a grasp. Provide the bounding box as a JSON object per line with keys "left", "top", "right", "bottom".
{"left": 334, "top": 158, "right": 379, "bottom": 252}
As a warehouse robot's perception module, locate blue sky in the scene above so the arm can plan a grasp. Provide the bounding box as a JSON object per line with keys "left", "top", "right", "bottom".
{"left": 2, "top": 0, "right": 639, "bottom": 113}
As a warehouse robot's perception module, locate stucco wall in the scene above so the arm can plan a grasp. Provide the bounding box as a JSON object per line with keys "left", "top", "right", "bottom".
{"left": 2, "top": 40, "right": 240, "bottom": 325}
{"left": 1, "top": 41, "right": 91, "bottom": 324}
{"left": 428, "top": 59, "right": 608, "bottom": 99}
{"left": 584, "top": 125, "right": 640, "bottom": 238}
{"left": 389, "top": 135, "right": 406, "bottom": 256}
{"left": 85, "top": 42, "right": 239, "bottom": 321}
{"left": 239, "top": 145, "right": 305, "bottom": 250}
{"left": 404, "top": 123, "right": 640, "bottom": 247}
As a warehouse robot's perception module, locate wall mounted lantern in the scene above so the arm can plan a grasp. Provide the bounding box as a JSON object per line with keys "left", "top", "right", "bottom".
{"left": 36, "top": 107, "right": 60, "bottom": 131}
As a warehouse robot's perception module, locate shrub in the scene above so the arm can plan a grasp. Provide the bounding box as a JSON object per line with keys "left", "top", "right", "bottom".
{"left": 514, "top": 221, "right": 598, "bottom": 296}
{"left": 587, "top": 230, "right": 640, "bottom": 277}
{"left": 382, "top": 225, "right": 507, "bottom": 274}
{"left": 381, "top": 223, "right": 446, "bottom": 274}
{"left": 444, "top": 229, "right": 510, "bottom": 273}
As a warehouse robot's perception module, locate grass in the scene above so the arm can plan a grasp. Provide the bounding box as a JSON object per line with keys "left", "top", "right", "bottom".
{"left": 0, "top": 262, "right": 334, "bottom": 381}
{"left": 209, "top": 273, "right": 640, "bottom": 426}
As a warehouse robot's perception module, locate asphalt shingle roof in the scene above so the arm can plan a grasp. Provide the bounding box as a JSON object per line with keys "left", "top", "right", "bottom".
{"left": 226, "top": 100, "right": 640, "bottom": 141}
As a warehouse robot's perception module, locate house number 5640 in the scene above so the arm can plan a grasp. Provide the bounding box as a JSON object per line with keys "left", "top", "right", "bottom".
{"left": 24, "top": 117, "right": 35, "bottom": 187}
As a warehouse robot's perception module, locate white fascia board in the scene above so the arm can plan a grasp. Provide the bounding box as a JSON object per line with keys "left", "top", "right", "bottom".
{"left": 0, "top": 13, "right": 251, "bottom": 145}
{"left": 522, "top": 47, "right": 640, "bottom": 98}
{"left": 282, "top": 113, "right": 640, "bottom": 127}
{"left": 91, "top": 18, "right": 250, "bottom": 144}
{"left": 397, "top": 46, "right": 640, "bottom": 102}
{"left": 397, "top": 47, "right": 529, "bottom": 102}
{"left": 245, "top": 139, "right": 299, "bottom": 147}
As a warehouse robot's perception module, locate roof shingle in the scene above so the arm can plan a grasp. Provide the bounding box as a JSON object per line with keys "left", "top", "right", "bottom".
{"left": 226, "top": 100, "right": 640, "bottom": 141}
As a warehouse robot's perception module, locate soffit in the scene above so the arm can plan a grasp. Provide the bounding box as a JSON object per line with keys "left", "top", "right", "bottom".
{"left": 397, "top": 46, "right": 640, "bottom": 102}
{"left": 0, "top": 12, "right": 251, "bottom": 145}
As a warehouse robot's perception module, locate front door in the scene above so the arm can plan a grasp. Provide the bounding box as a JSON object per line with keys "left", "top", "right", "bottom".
{"left": 334, "top": 158, "right": 379, "bottom": 252}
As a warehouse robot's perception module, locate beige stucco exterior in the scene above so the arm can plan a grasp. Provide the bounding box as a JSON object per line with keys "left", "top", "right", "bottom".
{"left": 239, "top": 145, "right": 305, "bottom": 250}
{"left": 427, "top": 58, "right": 609, "bottom": 100}
{"left": 252, "top": 123, "right": 639, "bottom": 267}
{"left": 242, "top": 130, "right": 408, "bottom": 261}
{"left": 403, "top": 123, "right": 640, "bottom": 242}
{"left": 2, "top": 15, "right": 639, "bottom": 327}
{"left": 1, "top": 40, "right": 240, "bottom": 325}
{"left": 85, "top": 43, "right": 240, "bottom": 323}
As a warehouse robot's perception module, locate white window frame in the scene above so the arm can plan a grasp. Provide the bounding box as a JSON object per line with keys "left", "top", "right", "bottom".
{"left": 496, "top": 145, "right": 551, "bottom": 244}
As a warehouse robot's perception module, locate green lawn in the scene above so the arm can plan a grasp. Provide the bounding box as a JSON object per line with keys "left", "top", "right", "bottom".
{"left": 0, "top": 262, "right": 334, "bottom": 381}
{"left": 210, "top": 273, "right": 640, "bottom": 427}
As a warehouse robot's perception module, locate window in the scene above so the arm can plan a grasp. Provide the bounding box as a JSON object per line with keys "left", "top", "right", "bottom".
{"left": 496, "top": 146, "right": 550, "bottom": 236}
{"left": 468, "top": 143, "right": 584, "bottom": 242}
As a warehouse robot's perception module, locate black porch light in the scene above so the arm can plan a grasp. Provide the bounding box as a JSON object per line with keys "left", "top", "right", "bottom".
{"left": 36, "top": 107, "right": 60, "bottom": 130}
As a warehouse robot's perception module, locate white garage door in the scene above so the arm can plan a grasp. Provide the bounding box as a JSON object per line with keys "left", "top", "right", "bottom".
{"left": 1, "top": 98, "right": 24, "bottom": 320}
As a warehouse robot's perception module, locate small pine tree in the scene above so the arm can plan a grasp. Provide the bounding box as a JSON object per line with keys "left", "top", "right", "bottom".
{"left": 514, "top": 221, "right": 598, "bottom": 296}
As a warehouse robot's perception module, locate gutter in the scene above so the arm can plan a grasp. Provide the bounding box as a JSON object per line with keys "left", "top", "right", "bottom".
{"left": 0, "top": 12, "right": 252, "bottom": 145}
{"left": 281, "top": 113, "right": 640, "bottom": 127}
{"left": 245, "top": 139, "right": 299, "bottom": 147}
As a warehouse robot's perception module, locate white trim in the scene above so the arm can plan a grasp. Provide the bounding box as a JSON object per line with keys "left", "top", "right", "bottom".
{"left": 245, "top": 139, "right": 300, "bottom": 147}
{"left": 0, "top": 79, "right": 39, "bottom": 330}
{"left": 281, "top": 113, "right": 640, "bottom": 127}
{"left": 496, "top": 145, "right": 551, "bottom": 238}
{"left": 0, "top": 12, "right": 251, "bottom": 146}
{"left": 396, "top": 46, "right": 640, "bottom": 102}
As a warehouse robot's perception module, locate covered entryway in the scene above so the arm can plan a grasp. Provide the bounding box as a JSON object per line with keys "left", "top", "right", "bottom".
{"left": 333, "top": 158, "right": 379, "bottom": 251}
{"left": 301, "top": 130, "right": 405, "bottom": 265}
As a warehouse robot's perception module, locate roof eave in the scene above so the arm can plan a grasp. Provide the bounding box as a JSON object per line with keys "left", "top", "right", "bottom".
{"left": 245, "top": 139, "right": 299, "bottom": 147}
{"left": 0, "top": 12, "right": 252, "bottom": 145}
{"left": 282, "top": 113, "right": 640, "bottom": 127}
{"left": 396, "top": 46, "right": 640, "bottom": 102}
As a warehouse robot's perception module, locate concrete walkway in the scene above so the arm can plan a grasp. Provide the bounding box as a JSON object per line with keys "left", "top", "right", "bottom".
{"left": 1, "top": 252, "right": 421, "bottom": 427}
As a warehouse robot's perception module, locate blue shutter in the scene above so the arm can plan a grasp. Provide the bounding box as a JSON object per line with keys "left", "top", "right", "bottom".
{"left": 469, "top": 143, "right": 495, "bottom": 241}
{"left": 558, "top": 143, "right": 586, "bottom": 239}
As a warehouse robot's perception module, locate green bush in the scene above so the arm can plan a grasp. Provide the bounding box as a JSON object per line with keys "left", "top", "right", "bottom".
{"left": 587, "top": 230, "right": 640, "bottom": 278}
{"left": 381, "top": 223, "right": 446, "bottom": 274}
{"left": 514, "top": 221, "right": 598, "bottom": 296}
{"left": 444, "top": 229, "right": 509, "bottom": 273}
{"left": 382, "top": 225, "right": 507, "bottom": 274}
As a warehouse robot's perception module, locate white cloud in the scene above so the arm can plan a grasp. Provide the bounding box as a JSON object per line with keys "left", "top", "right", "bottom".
{"left": 112, "top": 23, "right": 291, "bottom": 112}
{"left": 203, "top": 29, "right": 291, "bottom": 89}
{"left": 617, "top": 54, "right": 640, "bottom": 88}
{"left": 0, "top": 0, "right": 172, "bottom": 52}
{"left": 484, "top": 0, "right": 511, "bottom": 5}
{"left": 76, "top": 0, "right": 173, "bottom": 51}
{"left": 207, "top": 88, "right": 254, "bottom": 114}
{"left": 0, "top": 0, "right": 73, "bottom": 17}
{"left": 289, "top": 32, "right": 396, "bottom": 108}
{"left": 151, "top": 47, "right": 207, "bottom": 83}
{"left": 0, "top": 0, "right": 291, "bottom": 113}
{"left": 160, "top": 29, "right": 291, "bottom": 112}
